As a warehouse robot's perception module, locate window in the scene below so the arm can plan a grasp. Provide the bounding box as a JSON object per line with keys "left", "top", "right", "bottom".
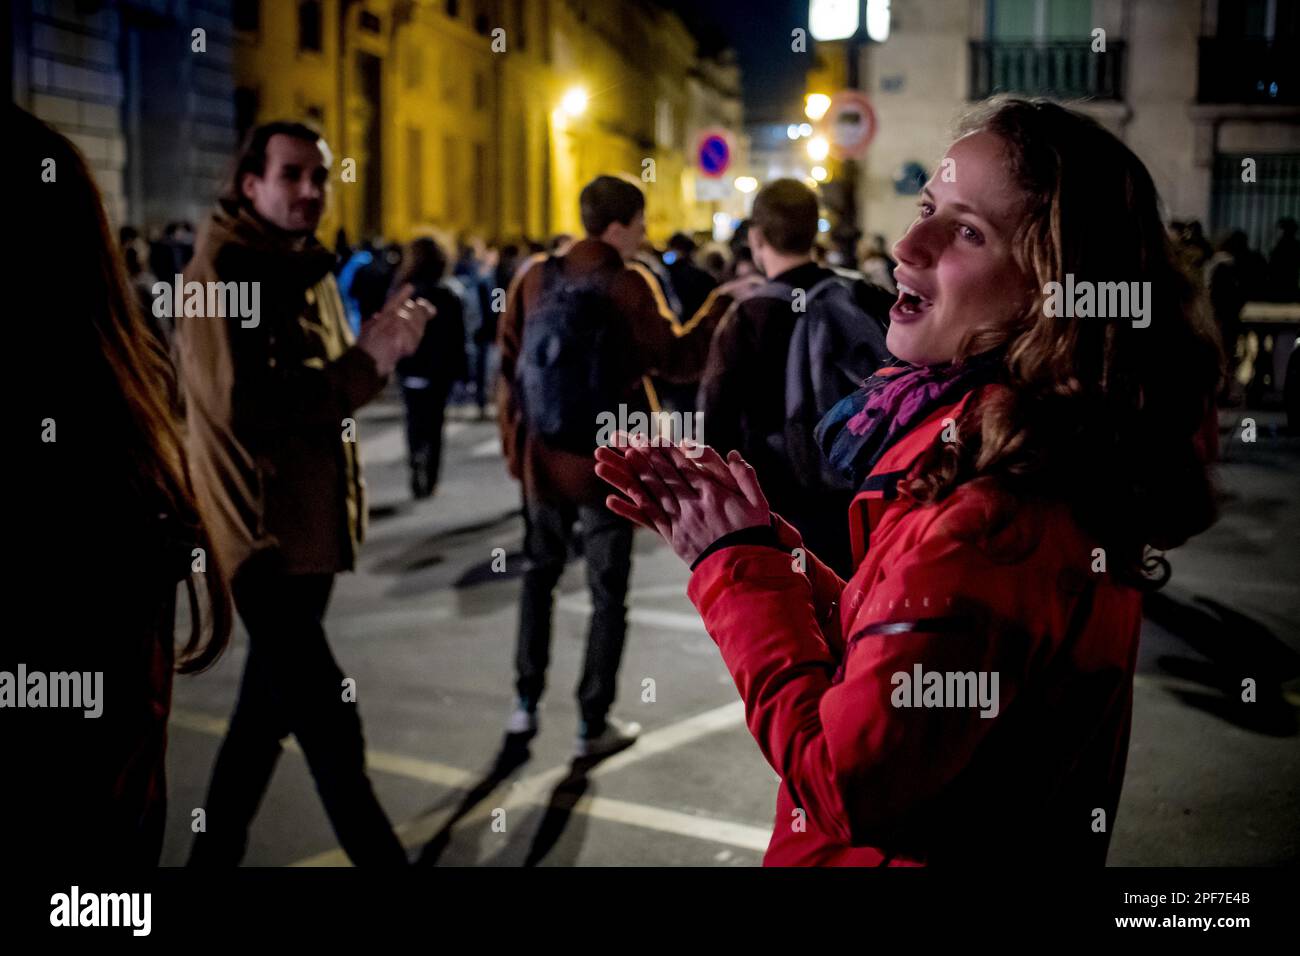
{"left": 1212, "top": 153, "right": 1300, "bottom": 252}
{"left": 440, "top": 57, "right": 459, "bottom": 100}
{"left": 1200, "top": 0, "right": 1299, "bottom": 103}
{"left": 473, "top": 142, "right": 487, "bottom": 226}
{"left": 1217, "top": 0, "right": 1299, "bottom": 40}
{"left": 360, "top": 11, "right": 381, "bottom": 34}
{"left": 405, "top": 45, "right": 423, "bottom": 89}
{"left": 655, "top": 98, "right": 674, "bottom": 148}
{"left": 298, "top": 1, "right": 323, "bottom": 53}
{"left": 473, "top": 0, "right": 490, "bottom": 36}
{"left": 408, "top": 128, "right": 425, "bottom": 222}
{"left": 444, "top": 135, "right": 460, "bottom": 221}
{"left": 973, "top": 0, "right": 1117, "bottom": 100}
{"left": 233, "top": 0, "right": 259, "bottom": 33}
{"left": 989, "top": 0, "right": 1091, "bottom": 40}
{"left": 446, "top": 0, "right": 460, "bottom": 17}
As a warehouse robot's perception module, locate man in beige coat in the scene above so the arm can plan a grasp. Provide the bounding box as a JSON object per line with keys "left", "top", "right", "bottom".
{"left": 177, "top": 121, "right": 431, "bottom": 865}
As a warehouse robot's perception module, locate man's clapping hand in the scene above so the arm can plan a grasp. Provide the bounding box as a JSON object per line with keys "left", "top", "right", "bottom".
{"left": 357, "top": 283, "right": 435, "bottom": 376}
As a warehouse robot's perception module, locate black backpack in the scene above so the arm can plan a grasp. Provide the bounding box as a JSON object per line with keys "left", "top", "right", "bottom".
{"left": 516, "top": 256, "right": 627, "bottom": 453}
{"left": 750, "top": 273, "right": 893, "bottom": 490}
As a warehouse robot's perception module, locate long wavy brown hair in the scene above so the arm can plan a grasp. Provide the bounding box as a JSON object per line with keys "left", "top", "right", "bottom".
{"left": 902, "top": 98, "right": 1223, "bottom": 586}
{"left": 17, "top": 106, "right": 232, "bottom": 671}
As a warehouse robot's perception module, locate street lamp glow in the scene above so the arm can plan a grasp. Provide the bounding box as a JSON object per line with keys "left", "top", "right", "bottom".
{"left": 799, "top": 122, "right": 813, "bottom": 137}
{"left": 807, "top": 135, "right": 830, "bottom": 161}
{"left": 805, "top": 93, "right": 831, "bottom": 121}
{"left": 811, "top": 165, "right": 828, "bottom": 181}
{"left": 866, "top": 0, "right": 891, "bottom": 42}
{"left": 734, "top": 176, "right": 758, "bottom": 193}
{"left": 560, "top": 87, "right": 588, "bottom": 117}
{"left": 809, "top": 0, "right": 860, "bottom": 41}
{"left": 786, "top": 124, "right": 800, "bottom": 140}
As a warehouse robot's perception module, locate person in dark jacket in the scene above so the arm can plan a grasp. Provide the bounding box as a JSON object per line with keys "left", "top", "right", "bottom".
{"left": 496, "top": 175, "right": 722, "bottom": 757}
{"left": 392, "top": 237, "right": 468, "bottom": 498}
{"left": 6, "top": 107, "right": 232, "bottom": 866}
{"left": 597, "top": 98, "right": 1221, "bottom": 866}
{"left": 698, "top": 178, "right": 892, "bottom": 577}
{"left": 177, "top": 121, "right": 432, "bottom": 867}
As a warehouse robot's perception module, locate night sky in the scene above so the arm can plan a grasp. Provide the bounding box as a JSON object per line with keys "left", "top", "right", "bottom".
{"left": 660, "top": 0, "right": 813, "bottom": 125}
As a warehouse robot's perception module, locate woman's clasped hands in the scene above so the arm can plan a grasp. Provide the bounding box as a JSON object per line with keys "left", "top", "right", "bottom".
{"left": 594, "top": 432, "right": 771, "bottom": 566}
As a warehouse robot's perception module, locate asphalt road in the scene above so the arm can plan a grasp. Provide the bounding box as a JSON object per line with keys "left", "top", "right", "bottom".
{"left": 160, "top": 397, "right": 1300, "bottom": 866}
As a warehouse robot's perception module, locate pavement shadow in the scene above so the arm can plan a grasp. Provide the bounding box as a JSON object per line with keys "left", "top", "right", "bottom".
{"left": 372, "top": 507, "right": 523, "bottom": 578}
{"left": 1144, "top": 590, "right": 1299, "bottom": 735}
{"left": 368, "top": 503, "right": 403, "bottom": 522}
{"left": 480, "top": 744, "right": 633, "bottom": 868}
{"left": 414, "top": 733, "right": 534, "bottom": 867}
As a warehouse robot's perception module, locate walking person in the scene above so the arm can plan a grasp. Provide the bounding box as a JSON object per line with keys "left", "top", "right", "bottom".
{"left": 698, "top": 178, "right": 894, "bottom": 577}
{"left": 177, "top": 121, "right": 432, "bottom": 866}
{"left": 598, "top": 99, "right": 1221, "bottom": 865}
{"left": 392, "top": 238, "right": 468, "bottom": 498}
{"left": 496, "top": 175, "right": 719, "bottom": 757}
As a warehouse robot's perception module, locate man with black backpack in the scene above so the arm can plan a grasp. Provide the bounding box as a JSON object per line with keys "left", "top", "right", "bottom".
{"left": 698, "top": 178, "right": 894, "bottom": 578}
{"left": 496, "top": 175, "right": 719, "bottom": 757}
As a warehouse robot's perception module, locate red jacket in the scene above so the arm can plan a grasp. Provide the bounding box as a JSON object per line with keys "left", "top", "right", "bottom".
{"left": 687, "top": 386, "right": 1143, "bottom": 865}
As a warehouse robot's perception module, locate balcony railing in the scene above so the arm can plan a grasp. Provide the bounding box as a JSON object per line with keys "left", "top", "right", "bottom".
{"left": 1197, "top": 37, "right": 1299, "bottom": 105}
{"left": 969, "top": 40, "right": 1125, "bottom": 101}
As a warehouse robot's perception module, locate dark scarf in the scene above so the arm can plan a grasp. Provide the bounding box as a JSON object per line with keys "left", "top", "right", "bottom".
{"left": 205, "top": 199, "right": 336, "bottom": 292}
{"left": 814, "top": 351, "right": 1005, "bottom": 492}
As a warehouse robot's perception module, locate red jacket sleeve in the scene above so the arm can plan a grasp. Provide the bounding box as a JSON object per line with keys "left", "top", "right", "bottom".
{"left": 687, "top": 508, "right": 1057, "bottom": 848}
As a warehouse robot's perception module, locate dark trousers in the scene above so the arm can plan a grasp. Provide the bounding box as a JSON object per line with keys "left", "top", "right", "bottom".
{"left": 514, "top": 498, "right": 634, "bottom": 735}
{"left": 189, "top": 555, "right": 406, "bottom": 866}
{"left": 401, "top": 382, "right": 449, "bottom": 491}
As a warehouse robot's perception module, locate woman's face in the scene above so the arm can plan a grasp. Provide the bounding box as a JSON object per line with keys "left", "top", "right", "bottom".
{"left": 888, "top": 131, "right": 1032, "bottom": 365}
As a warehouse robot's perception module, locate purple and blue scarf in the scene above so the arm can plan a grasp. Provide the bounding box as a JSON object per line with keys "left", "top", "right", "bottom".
{"left": 814, "top": 351, "right": 1005, "bottom": 492}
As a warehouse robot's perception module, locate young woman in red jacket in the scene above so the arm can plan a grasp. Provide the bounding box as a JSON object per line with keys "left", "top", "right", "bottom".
{"left": 594, "top": 98, "right": 1222, "bottom": 866}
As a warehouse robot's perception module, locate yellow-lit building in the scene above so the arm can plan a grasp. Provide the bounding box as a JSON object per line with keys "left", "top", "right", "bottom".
{"left": 229, "top": 0, "right": 745, "bottom": 247}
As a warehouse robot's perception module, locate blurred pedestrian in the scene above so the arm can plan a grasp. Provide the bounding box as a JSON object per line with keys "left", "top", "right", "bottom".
{"left": 391, "top": 237, "right": 467, "bottom": 498}
{"left": 1179, "top": 220, "right": 1213, "bottom": 273}
{"left": 1268, "top": 217, "right": 1300, "bottom": 301}
{"left": 1206, "top": 230, "right": 1252, "bottom": 397}
{"left": 728, "top": 245, "right": 759, "bottom": 279}
{"left": 859, "top": 232, "right": 898, "bottom": 293}
{"left": 7, "top": 106, "right": 232, "bottom": 867}
{"left": 352, "top": 241, "right": 403, "bottom": 325}
{"left": 664, "top": 232, "right": 718, "bottom": 326}
{"left": 338, "top": 238, "right": 377, "bottom": 336}
{"left": 702, "top": 248, "right": 728, "bottom": 282}
{"left": 177, "top": 120, "right": 431, "bottom": 866}
{"left": 454, "top": 238, "right": 495, "bottom": 416}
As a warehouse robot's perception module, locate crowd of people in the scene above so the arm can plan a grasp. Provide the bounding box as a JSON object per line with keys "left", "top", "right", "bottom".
{"left": 6, "top": 94, "right": 1269, "bottom": 868}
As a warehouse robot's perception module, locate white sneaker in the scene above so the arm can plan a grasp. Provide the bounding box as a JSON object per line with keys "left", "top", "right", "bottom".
{"left": 505, "top": 705, "right": 538, "bottom": 736}
{"left": 574, "top": 716, "right": 641, "bottom": 759}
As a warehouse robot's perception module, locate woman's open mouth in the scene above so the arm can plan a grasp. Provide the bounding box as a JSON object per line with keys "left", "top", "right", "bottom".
{"left": 891, "top": 281, "right": 934, "bottom": 321}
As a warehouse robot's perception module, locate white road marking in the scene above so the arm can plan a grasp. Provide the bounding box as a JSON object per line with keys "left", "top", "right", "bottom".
{"left": 469, "top": 438, "right": 502, "bottom": 458}
{"left": 171, "top": 700, "right": 763, "bottom": 866}
{"left": 555, "top": 591, "right": 707, "bottom": 634}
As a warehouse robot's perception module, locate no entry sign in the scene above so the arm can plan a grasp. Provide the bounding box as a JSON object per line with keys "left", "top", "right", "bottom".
{"left": 696, "top": 128, "right": 733, "bottom": 178}
{"left": 826, "top": 89, "right": 877, "bottom": 160}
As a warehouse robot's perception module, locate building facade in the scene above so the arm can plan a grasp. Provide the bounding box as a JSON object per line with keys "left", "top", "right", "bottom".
{"left": 11, "top": 0, "right": 238, "bottom": 231}
{"left": 823, "top": 0, "right": 1299, "bottom": 253}
{"left": 11, "top": 0, "right": 747, "bottom": 246}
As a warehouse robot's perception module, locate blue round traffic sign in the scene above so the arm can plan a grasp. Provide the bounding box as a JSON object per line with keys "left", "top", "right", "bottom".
{"left": 697, "top": 132, "right": 731, "bottom": 178}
